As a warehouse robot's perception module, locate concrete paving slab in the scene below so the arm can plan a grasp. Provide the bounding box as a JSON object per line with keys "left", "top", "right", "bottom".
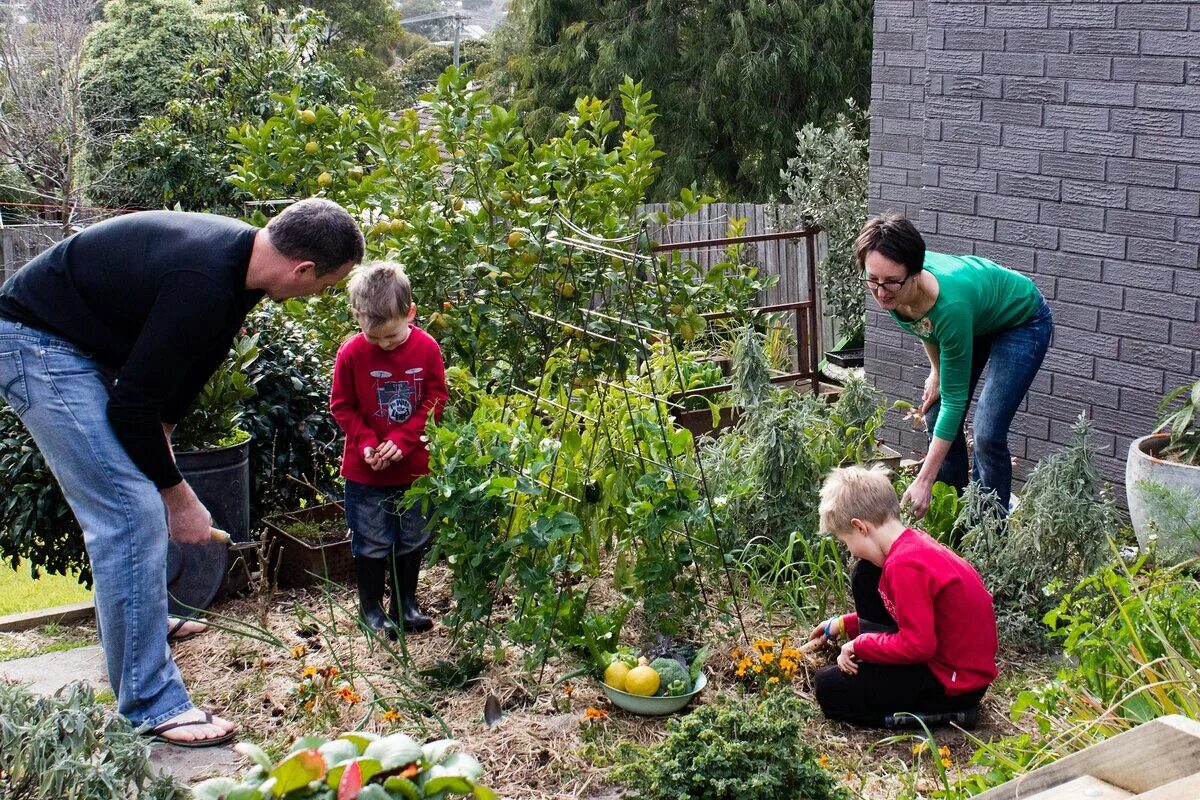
{"left": 0, "top": 644, "right": 107, "bottom": 695}
{"left": 149, "top": 741, "right": 242, "bottom": 785}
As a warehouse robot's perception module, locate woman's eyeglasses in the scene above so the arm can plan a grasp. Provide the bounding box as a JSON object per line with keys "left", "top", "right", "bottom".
{"left": 860, "top": 272, "right": 910, "bottom": 292}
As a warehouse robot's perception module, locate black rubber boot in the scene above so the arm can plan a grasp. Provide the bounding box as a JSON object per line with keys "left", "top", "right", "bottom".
{"left": 389, "top": 549, "right": 433, "bottom": 633}
{"left": 354, "top": 556, "right": 393, "bottom": 637}
{"left": 883, "top": 708, "right": 978, "bottom": 730}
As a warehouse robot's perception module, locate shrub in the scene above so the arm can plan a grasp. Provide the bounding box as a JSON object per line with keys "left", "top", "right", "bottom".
{"left": 613, "top": 691, "right": 850, "bottom": 800}
{"left": 958, "top": 414, "right": 1120, "bottom": 647}
{"left": 0, "top": 681, "right": 186, "bottom": 800}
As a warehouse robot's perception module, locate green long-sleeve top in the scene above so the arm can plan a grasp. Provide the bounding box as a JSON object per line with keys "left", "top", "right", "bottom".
{"left": 888, "top": 252, "right": 1041, "bottom": 442}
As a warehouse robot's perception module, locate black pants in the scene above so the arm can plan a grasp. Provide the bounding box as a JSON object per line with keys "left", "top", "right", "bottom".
{"left": 814, "top": 560, "right": 986, "bottom": 727}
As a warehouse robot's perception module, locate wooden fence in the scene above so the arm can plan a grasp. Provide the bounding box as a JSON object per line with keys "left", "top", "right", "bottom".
{"left": 639, "top": 203, "right": 837, "bottom": 353}
{"left": 0, "top": 225, "right": 65, "bottom": 284}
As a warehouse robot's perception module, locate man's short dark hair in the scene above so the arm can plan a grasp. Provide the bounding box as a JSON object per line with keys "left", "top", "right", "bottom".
{"left": 854, "top": 211, "right": 926, "bottom": 276}
{"left": 266, "top": 198, "right": 365, "bottom": 276}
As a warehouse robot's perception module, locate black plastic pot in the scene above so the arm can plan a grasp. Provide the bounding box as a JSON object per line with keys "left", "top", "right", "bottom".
{"left": 825, "top": 347, "right": 865, "bottom": 369}
{"left": 176, "top": 438, "right": 252, "bottom": 543}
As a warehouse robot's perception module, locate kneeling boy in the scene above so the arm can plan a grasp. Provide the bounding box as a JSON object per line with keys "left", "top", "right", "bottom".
{"left": 809, "top": 465, "right": 997, "bottom": 728}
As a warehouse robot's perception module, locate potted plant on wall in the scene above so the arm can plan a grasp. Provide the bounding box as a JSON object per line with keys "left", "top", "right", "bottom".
{"left": 1126, "top": 379, "right": 1200, "bottom": 560}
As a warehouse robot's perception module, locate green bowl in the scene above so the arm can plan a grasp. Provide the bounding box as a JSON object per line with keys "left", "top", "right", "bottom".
{"left": 602, "top": 670, "right": 707, "bottom": 716}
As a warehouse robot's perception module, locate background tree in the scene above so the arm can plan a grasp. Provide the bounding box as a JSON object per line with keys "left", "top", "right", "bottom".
{"left": 493, "top": 0, "right": 873, "bottom": 201}
{"left": 0, "top": 0, "right": 114, "bottom": 229}
{"left": 95, "top": 8, "right": 351, "bottom": 213}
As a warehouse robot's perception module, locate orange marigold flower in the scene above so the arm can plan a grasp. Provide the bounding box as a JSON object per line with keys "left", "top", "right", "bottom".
{"left": 583, "top": 706, "right": 608, "bottom": 721}
{"left": 303, "top": 699, "right": 315, "bottom": 712}
{"left": 779, "top": 658, "right": 797, "bottom": 672}
{"left": 730, "top": 647, "right": 744, "bottom": 661}
{"left": 767, "top": 676, "right": 780, "bottom": 685}
{"left": 753, "top": 663, "right": 764, "bottom": 674}
{"left": 760, "top": 651, "right": 775, "bottom": 664}
{"left": 381, "top": 709, "right": 402, "bottom": 724}
{"left": 562, "top": 682, "right": 575, "bottom": 696}
{"left": 291, "top": 645, "right": 305, "bottom": 659}
{"left": 941, "top": 757, "right": 953, "bottom": 769}
{"left": 323, "top": 666, "right": 340, "bottom": 678}
{"left": 913, "top": 741, "right": 929, "bottom": 756}
{"left": 938, "top": 745, "right": 951, "bottom": 758}
{"left": 301, "top": 667, "right": 318, "bottom": 678}
{"left": 752, "top": 639, "right": 775, "bottom": 652}
{"left": 400, "top": 764, "right": 419, "bottom": 779}
{"left": 818, "top": 754, "right": 830, "bottom": 769}
{"left": 781, "top": 648, "right": 802, "bottom": 660}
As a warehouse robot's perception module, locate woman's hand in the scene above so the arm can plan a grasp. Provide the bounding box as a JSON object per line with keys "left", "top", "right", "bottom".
{"left": 901, "top": 477, "right": 934, "bottom": 519}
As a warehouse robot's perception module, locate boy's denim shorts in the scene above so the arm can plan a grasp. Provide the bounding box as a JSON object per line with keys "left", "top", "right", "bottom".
{"left": 344, "top": 480, "right": 431, "bottom": 559}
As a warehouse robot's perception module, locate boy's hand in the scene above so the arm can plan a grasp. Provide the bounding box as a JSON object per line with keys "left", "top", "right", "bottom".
{"left": 809, "top": 616, "right": 841, "bottom": 643}
{"left": 373, "top": 440, "right": 402, "bottom": 463}
{"left": 837, "top": 640, "right": 858, "bottom": 675}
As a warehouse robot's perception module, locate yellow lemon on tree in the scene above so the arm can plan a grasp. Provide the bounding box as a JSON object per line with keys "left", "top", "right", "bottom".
{"left": 603, "top": 660, "right": 631, "bottom": 691}
{"left": 316, "top": 171, "right": 333, "bottom": 188}
{"left": 389, "top": 219, "right": 407, "bottom": 234}
{"left": 300, "top": 109, "right": 317, "bottom": 124}
{"left": 304, "top": 141, "right": 318, "bottom": 154}
{"left": 559, "top": 282, "right": 576, "bottom": 299}
{"left": 506, "top": 230, "right": 525, "bottom": 248}
{"left": 624, "top": 665, "right": 660, "bottom": 697}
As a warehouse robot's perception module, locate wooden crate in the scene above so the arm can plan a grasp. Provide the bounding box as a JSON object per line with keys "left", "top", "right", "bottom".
{"left": 977, "top": 715, "right": 1200, "bottom": 800}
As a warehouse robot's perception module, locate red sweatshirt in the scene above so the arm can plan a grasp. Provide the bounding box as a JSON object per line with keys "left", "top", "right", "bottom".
{"left": 842, "top": 528, "right": 998, "bottom": 695}
{"left": 330, "top": 327, "right": 447, "bottom": 486}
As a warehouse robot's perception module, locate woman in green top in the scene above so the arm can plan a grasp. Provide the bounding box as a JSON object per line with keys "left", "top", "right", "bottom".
{"left": 855, "top": 213, "right": 1053, "bottom": 518}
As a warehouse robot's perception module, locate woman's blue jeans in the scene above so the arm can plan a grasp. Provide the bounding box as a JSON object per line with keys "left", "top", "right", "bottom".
{"left": 0, "top": 319, "right": 193, "bottom": 728}
{"left": 925, "top": 297, "right": 1054, "bottom": 513}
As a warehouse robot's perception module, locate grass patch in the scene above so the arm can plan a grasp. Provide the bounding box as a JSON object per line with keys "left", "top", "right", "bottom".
{"left": 0, "top": 565, "right": 91, "bottom": 616}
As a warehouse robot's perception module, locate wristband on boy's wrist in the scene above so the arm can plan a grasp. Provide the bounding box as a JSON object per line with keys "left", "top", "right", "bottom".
{"left": 824, "top": 619, "right": 836, "bottom": 641}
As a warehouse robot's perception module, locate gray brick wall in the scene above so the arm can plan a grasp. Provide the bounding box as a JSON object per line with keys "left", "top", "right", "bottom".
{"left": 866, "top": 2, "right": 1200, "bottom": 502}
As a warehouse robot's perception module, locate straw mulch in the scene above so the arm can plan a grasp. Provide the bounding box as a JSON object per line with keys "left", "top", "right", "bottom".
{"left": 165, "top": 559, "right": 1039, "bottom": 799}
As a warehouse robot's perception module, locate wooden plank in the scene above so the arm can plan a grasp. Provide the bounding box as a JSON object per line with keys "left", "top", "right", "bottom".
{"left": 977, "top": 716, "right": 1200, "bottom": 800}
{"left": 1136, "top": 773, "right": 1200, "bottom": 800}
{"left": 0, "top": 601, "right": 95, "bottom": 632}
{"left": 1024, "top": 776, "right": 1132, "bottom": 800}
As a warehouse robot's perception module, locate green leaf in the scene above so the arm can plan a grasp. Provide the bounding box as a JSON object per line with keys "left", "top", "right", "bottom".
{"left": 318, "top": 738, "right": 360, "bottom": 769}
{"left": 337, "top": 732, "right": 379, "bottom": 754}
{"left": 356, "top": 786, "right": 393, "bottom": 800}
{"left": 192, "top": 778, "right": 241, "bottom": 800}
{"left": 269, "top": 748, "right": 326, "bottom": 795}
{"left": 234, "top": 742, "right": 274, "bottom": 770}
{"left": 326, "top": 758, "right": 382, "bottom": 789}
{"left": 363, "top": 733, "right": 423, "bottom": 770}
{"left": 422, "top": 767, "right": 474, "bottom": 796}
{"left": 382, "top": 776, "right": 422, "bottom": 800}
{"left": 421, "top": 738, "right": 459, "bottom": 765}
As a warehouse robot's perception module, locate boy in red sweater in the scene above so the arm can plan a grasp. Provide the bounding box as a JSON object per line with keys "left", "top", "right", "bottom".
{"left": 331, "top": 263, "right": 447, "bottom": 636}
{"left": 809, "top": 464, "right": 998, "bottom": 728}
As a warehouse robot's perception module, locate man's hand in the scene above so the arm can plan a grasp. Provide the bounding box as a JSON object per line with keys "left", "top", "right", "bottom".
{"left": 837, "top": 640, "right": 858, "bottom": 675}
{"left": 161, "top": 481, "right": 214, "bottom": 545}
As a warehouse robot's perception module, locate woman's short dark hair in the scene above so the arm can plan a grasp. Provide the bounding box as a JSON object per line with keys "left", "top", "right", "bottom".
{"left": 266, "top": 198, "right": 365, "bottom": 276}
{"left": 854, "top": 212, "right": 926, "bottom": 276}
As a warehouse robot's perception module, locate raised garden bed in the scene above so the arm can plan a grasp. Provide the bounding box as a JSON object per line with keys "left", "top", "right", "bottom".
{"left": 263, "top": 503, "right": 353, "bottom": 589}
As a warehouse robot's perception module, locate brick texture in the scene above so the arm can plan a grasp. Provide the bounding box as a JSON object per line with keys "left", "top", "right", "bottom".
{"left": 867, "top": 2, "right": 1200, "bottom": 503}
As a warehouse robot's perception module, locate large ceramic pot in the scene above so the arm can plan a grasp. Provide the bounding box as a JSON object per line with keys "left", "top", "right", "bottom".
{"left": 1126, "top": 434, "right": 1200, "bottom": 559}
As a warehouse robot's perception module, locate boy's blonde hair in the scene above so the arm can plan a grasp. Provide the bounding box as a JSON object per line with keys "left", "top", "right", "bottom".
{"left": 347, "top": 262, "right": 413, "bottom": 329}
{"left": 819, "top": 464, "right": 900, "bottom": 535}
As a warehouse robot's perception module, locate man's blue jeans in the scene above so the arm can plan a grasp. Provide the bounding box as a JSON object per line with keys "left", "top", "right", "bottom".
{"left": 925, "top": 296, "right": 1054, "bottom": 513}
{"left": 0, "top": 319, "right": 192, "bottom": 728}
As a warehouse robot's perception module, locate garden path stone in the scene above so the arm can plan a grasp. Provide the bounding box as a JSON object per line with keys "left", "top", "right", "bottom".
{"left": 0, "top": 643, "right": 107, "bottom": 695}
{"left": 0, "top": 645, "right": 238, "bottom": 785}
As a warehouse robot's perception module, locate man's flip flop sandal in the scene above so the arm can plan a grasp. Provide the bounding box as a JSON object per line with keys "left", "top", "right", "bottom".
{"left": 167, "top": 618, "right": 207, "bottom": 643}
{"left": 145, "top": 710, "right": 236, "bottom": 748}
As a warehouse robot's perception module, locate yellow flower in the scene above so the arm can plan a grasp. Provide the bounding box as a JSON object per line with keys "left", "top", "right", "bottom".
{"left": 779, "top": 658, "right": 797, "bottom": 673}
{"left": 730, "top": 647, "right": 744, "bottom": 661}
{"left": 381, "top": 709, "right": 402, "bottom": 724}
{"left": 753, "top": 664, "right": 763, "bottom": 674}
{"left": 562, "top": 682, "right": 575, "bottom": 697}
{"left": 301, "top": 667, "right": 318, "bottom": 678}
{"left": 291, "top": 645, "right": 305, "bottom": 659}
{"left": 760, "top": 651, "right": 775, "bottom": 665}
{"left": 752, "top": 638, "right": 776, "bottom": 652}
{"left": 737, "top": 657, "right": 753, "bottom": 671}
{"left": 913, "top": 741, "right": 929, "bottom": 755}
{"left": 735, "top": 666, "right": 747, "bottom": 677}
{"left": 781, "top": 648, "right": 802, "bottom": 661}
{"left": 303, "top": 699, "right": 315, "bottom": 712}
{"left": 938, "top": 745, "right": 951, "bottom": 758}
{"left": 818, "top": 754, "right": 830, "bottom": 769}
{"left": 767, "top": 676, "right": 780, "bottom": 685}
{"left": 941, "top": 757, "right": 953, "bottom": 768}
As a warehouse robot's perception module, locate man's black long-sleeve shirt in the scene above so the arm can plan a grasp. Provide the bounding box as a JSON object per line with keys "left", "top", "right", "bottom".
{"left": 0, "top": 211, "right": 264, "bottom": 489}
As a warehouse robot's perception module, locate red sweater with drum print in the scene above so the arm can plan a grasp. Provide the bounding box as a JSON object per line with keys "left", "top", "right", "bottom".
{"left": 330, "top": 326, "right": 448, "bottom": 486}
{"left": 841, "top": 528, "right": 998, "bottom": 696}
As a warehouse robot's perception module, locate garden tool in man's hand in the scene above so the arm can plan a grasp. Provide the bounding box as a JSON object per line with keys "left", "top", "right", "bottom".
{"left": 210, "top": 527, "right": 230, "bottom": 543}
